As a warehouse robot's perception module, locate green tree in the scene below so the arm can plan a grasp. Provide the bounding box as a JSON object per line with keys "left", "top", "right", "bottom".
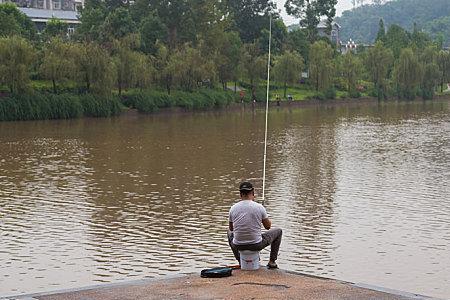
{"left": 154, "top": 42, "right": 172, "bottom": 94}
{"left": 139, "top": 12, "right": 168, "bottom": 55}
{"left": 286, "top": 29, "right": 309, "bottom": 63}
{"left": 73, "top": 42, "right": 115, "bottom": 95}
{"left": 206, "top": 30, "right": 242, "bottom": 90}
{"left": 100, "top": 7, "right": 137, "bottom": 42}
{"left": 384, "top": 24, "right": 411, "bottom": 58}
{"left": 148, "top": 0, "right": 222, "bottom": 48}
{"left": 167, "top": 43, "right": 216, "bottom": 91}
{"left": 259, "top": 18, "right": 287, "bottom": 56}
{"left": 285, "top": 0, "right": 338, "bottom": 42}
{"left": 239, "top": 42, "right": 266, "bottom": 100}
{"left": 43, "top": 18, "right": 68, "bottom": 40}
{"left": 437, "top": 50, "right": 450, "bottom": 92}
{"left": 375, "top": 18, "right": 386, "bottom": 43}
{"left": 364, "top": 41, "right": 394, "bottom": 99}
{"left": 339, "top": 52, "right": 364, "bottom": 96}
{"left": 0, "top": 36, "right": 35, "bottom": 93}
{"left": 112, "top": 34, "right": 154, "bottom": 94}
{"left": 0, "top": 3, "right": 36, "bottom": 40}
{"left": 273, "top": 50, "right": 304, "bottom": 97}
{"left": 134, "top": 53, "right": 155, "bottom": 90}
{"left": 39, "top": 38, "right": 76, "bottom": 93}
{"left": 421, "top": 63, "right": 440, "bottom": 99}
{"left": 76, "top": 0, "right": 107, "bottom": 41}
{"left": 393, "top": 48, "right": 422, "bottom": 100}
{"left": 308, "top": 40, "right": 334, "bottom": 91}
{"left": 0, "top": 11, "right": 21, "bottom": 37}
{"left": 227, "top": 0, "right": 276, "bottom": 43}
{"left": 411, "top": 23, "right": 432, "bottom": 50}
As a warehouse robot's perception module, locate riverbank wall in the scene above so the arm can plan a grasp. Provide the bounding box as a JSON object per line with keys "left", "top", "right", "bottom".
{"left": 3, "top": 268, "right": 440, "bottom": 300}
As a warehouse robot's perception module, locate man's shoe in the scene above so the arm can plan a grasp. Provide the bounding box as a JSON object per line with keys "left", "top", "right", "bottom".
{"left": 267, "top": 261, "right": 278, "bottom": 269}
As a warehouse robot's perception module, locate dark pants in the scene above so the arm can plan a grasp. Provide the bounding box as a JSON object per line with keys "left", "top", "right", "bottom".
{"left": 227, "top": 228, "right": 282, "bottom": 263}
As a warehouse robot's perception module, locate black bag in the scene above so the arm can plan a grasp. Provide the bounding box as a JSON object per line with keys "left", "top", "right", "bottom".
{"left": 200, "top": 267, "right": 233, "bottom": 278}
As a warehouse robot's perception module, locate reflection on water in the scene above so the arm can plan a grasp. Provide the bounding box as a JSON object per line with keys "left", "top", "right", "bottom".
{"left": 1, "top": 101, "right": 449, "bottom": 298}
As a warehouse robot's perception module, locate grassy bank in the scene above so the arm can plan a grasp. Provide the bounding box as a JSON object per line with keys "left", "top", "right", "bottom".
{"left": 0, "top": 93, "right": 123, "bottom": 121}
{"left": 121, "top": 89, "right": 236, "bottom": 113}
{"left": 0, "top": 89, "right": 237, "bottom": 121}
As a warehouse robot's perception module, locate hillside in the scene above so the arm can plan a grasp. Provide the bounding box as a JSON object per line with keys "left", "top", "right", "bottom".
{"left": 336, "top": 0, "right": 450, "bottom": 46}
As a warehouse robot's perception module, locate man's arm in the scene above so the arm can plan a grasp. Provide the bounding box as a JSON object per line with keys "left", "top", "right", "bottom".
{"left": 229, "top": 221, "right": 234, "bottom": 231}
{"left": 262, "top": 218, "right": 271, "bottom": 230}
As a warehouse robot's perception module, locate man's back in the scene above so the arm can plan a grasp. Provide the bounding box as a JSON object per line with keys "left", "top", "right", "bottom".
{"left": 229, "top": 200, "right": 267, "bottom": 245}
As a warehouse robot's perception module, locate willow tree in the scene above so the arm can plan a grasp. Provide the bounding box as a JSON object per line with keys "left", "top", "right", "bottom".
{"left": 393, "top": 48, "right": 422, "bottom": 100}
{"left": 39, "top": 38, "right": 76, "bottom": 93}
{"left": 273, "top": 50, "right": 304, "bottom": 98}
{"left": 112, "top": 34, "right": 153, "bottom": 94}
{"left": 239, "top": 42, "right": 266, "bottom": 101}
{"left": 167, "top": 43, "right": 216, "bottom": 91}
{"left": 437, "top": 50, "right": 450, "bottom": 92}
{"left": 421, "top": 63, "right": 440, "bottom": 99}
{"left": 364, "top": 41, "right": 394, "bottom": 100}
{"left": 0, "top": 36, "right": 35, "bottom": 93}
{"left": 339, "top": 51, "right": 364, "bottom": 97}
{"left": 73, "top": 42, "right": 115, "bottom": 95}
{"left": 309, "top": 40, "right": 334, "bottom": 92}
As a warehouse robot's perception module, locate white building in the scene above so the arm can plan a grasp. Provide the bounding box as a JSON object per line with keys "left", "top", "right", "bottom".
{"left": 1, "top": 0, "right": 83, "bottom": 33}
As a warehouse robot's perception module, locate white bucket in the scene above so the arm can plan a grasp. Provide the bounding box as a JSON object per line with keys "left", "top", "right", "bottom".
{"left": 239, "top": 250, "right": 260, "bottom": 270}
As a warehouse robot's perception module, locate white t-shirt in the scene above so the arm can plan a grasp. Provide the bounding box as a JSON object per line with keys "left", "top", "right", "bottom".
{"left": 228, "top": 200, "right": 268, "bottom": 245}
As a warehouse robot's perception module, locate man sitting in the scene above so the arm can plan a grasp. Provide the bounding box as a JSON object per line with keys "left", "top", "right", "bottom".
{"left": 227, "top": 181, "right": 282, "bottom": 269}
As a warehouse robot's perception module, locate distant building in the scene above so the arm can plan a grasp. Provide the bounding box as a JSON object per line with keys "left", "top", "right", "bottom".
{"left": 317, "top": 20, "right": 341, "bottom": 47}
{"left": 287, "top": 20, "right": 341, "bottom": 47}
{"left": 0, "top": 0, "right": 83, "bottom": 33}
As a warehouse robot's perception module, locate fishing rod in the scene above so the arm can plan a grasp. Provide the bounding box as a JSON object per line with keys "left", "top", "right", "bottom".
{"left": 261, "top": 13, "right": 272, "bottom": 207}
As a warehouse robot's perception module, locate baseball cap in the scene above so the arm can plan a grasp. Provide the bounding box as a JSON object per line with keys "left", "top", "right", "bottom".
{"left": 239, "top": 181, "right": 254, "bottom": 192}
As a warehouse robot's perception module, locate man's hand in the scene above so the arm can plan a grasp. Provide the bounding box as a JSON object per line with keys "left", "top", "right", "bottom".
{"left": 229, "top": 221, "right": 234, "bottom": 231}
{"left": 262, "top": 218, "right": 271, "bottom": 230}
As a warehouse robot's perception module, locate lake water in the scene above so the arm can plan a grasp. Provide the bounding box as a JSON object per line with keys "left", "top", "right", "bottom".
{"left": 1, "top": 101, "right": 449, "bottom": 298}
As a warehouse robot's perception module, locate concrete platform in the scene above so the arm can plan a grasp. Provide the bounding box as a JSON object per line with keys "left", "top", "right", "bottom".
{"left": 7, "top": 269, "right": 437, "bottom": 300}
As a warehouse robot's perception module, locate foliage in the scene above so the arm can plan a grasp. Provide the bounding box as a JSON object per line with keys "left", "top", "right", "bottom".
{"left": 424, "top": 16, "right": 450, "bottom": 48}
{"left": 0, "top": 36, "right": 35, "bottom": 93}
{"left": 338, "top": 52, "right": 364, "bottom": 96}
{"left": 421, "top": 63, "right": 440, "bottom": 100}
{"left": 73, "top": 42, "right": 115, "bottom": 95}
{"left": 76, "top": 0, "right": 107, "bottom": 41}
{"left": 309, "top": 41, "right": 334, "bottom": 91}
{"left": 437, "top": 50, "right": 450, "bottom": 93}
{"left": 384, "top": 24, "right": 411, "bottom": 58}
{"left": 285, "top": 0, "right": 338, "bottom": 42}
{"left": 239, "top": 43, "right": 267, "bottom": 100}
{"left": 112, "top": 34, "right": 154, "bottom": 94}
{"left": 122, "top": 89, "right": 234, "bottom": 113}
{"left": 273, "top": 50, "right": 304, "bottom": 97}
{"left": 364, "top": 41, "right": 393, "bottom": 99}
{"left": 0, "top": 3, "right": 36, "bottom": 40}
{"left": 336, "top": 0, "right": 450, "bottom": 46}
{"left": 39, "top": 39, "right": 76, "bottom": 93}
{"left": 100, "top": 7, "right": 137, "bottom": 42}
{"left": 43, "top": 18, "right": 68, "bottom": 40}
{"left": 0, "top": 93, "right": 122, "bottom": 121}
{"left": 375, "top": 19, "right": 385, "bottom": 43}
{"left": 227, "top": 0, "right": 276, "bottom": 43}
{"left": 393, "top": 48, "right": 422, "bottom": 100}
{"left": 139, "top": 12, "right": 168, "bottom": 55}
{"left": 167, "top": 43, "right": 216, "bottom": 91}
{"left": 286, "top": 29, "right": 310, "bottom": 63}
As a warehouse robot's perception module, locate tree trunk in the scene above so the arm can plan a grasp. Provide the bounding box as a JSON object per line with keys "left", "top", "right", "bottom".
{"left": 52, "top": 78, "right": 57, "bottom": 94}
{"left": 284, "top": 81, "right": 287, "bottom": 98}
{"left": 234, "top": 81, "right": 237, "bottom": 93}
